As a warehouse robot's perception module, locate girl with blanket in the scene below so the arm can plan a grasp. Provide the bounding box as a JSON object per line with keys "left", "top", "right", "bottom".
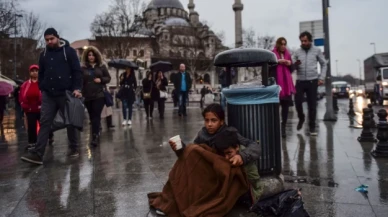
{"left": 272, "top": 37, "right": 296, "bottom": 138}
{"left": 170, "top": 103, "right": 261, "bottom": 167}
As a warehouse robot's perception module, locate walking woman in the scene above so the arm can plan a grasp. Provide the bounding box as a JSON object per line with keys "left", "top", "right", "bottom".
{"left": 155, "top": 71, "right": 168, "bottom": 119}
{"left": 81, "top": 46, "right": 111, "bottom": 146}
{"left": 142, "top": 71, "right": 158, "bottom": 119}
{"left": 118, "top": 68, "right": 137, "bottom": 125}
{"left": 272, "top": 37, "right": 296, "bottom": 138}
{"left": 19, "top": 65, "right": 54, "bottom": 149}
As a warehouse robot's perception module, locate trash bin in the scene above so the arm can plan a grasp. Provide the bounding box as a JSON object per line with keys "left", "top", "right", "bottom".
{"left": 223, "top": 85, "right": 282, "bottom": 176}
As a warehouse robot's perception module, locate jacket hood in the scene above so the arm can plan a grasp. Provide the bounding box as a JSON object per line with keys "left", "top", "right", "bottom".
{"left": 43, "top": 38, "right": 71, "bottom": 61}
{"left": 81, "top": 46, "right": 105, "bottom": 67}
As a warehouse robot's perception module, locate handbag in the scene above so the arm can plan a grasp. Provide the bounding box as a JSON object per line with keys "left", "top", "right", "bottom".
{"left": 143, "top": 82, "right": 152, "bottom": 99}
{"left": 159, "top": 91, "right": 168, "bottom": 99}
{"left": 104, "top": 90, "right": 114, "bottom": 107}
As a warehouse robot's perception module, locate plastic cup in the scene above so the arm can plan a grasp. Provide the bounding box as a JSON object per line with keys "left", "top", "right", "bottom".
{"left": 170, "top": 135, "right": 182, "bottom": 150}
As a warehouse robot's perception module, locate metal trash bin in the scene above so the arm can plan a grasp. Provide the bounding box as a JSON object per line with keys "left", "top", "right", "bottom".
{"left": 223, "top": 85, "right": 282, "bottom": 176}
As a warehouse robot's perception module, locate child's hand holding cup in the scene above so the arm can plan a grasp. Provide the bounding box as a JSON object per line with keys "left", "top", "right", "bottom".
{"left": 169, "top": 135, "right": 183, "bottom": 151}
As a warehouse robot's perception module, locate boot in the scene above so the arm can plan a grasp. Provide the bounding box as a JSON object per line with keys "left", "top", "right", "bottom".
{"left": 106, "top": 116, "right": 115, "bottom": 128}
{"left": 281, "top": 122, "right": 286, "bottom": 138}
{"left": 91, "top": 134, "right": 99, "bottom": 147}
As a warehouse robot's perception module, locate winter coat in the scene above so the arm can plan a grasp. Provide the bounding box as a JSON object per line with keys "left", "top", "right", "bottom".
{"left": 81, "top": 46, "right": 111, "bottom": 101}
{"left": 38, "top": 38, "right": 83, "bottom": 96}
{"left": 142, "top": 78, "right": 159, "bottom": 101}
{"left": 118, "top": 72, "right": 137, "bottom": 103}
{"left": 193, "top": 125, "right": 261, "bottom": 165}
{"left": 173, "top": 72, "right": 192, "bottom": 92}
{"left": 19, "top": 80, "right": 42, "bottom": 113}
{"left": 292, "top": 46, "right": 327, "bottom": 81}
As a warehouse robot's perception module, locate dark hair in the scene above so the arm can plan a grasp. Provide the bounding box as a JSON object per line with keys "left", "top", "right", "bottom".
{"left": 299, "top": 31, "right": 313, "bottom": 42}
{"left": 202, "top": 103, "right": 225, "bottom": 121}
{"left": 86, "top": 50, "right": 100, "bottom": 65}
{"left": 275, "top": 37, "right": 287, "bottom": 51}
{"left": 212, "top": 129, "right": 239, "bottom": 153}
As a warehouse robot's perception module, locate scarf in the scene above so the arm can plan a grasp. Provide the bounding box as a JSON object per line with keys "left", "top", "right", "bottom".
{"left": 272, "top": 48, "right": 296, "bottom": 99}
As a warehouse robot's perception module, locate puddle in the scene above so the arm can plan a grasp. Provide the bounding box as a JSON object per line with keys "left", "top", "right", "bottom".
{"left": 285, "top": 177, "right": 339, "bottom": 188}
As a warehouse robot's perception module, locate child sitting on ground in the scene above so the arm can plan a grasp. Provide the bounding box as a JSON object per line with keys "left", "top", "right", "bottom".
{"left": 212, "top": 128, "right": 264, "bottom": 208}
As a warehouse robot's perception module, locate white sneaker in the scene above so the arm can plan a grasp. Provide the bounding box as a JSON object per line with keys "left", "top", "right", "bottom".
{"left": 122, "top": 120, "right": 127, "bottom": 126}
{"left": 127, "top": 120, "right": 132, "bottom": 125}
{"left": 156, "top": 210, "right": 166, "bottom": 216}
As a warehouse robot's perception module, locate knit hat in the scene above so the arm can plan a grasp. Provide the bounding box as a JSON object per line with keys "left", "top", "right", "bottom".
{"left": 44, "top": 28, "right": 59, "bottom": 38}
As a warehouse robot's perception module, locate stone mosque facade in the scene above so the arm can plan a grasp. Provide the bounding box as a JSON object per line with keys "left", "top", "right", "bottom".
{"left": 72, "top": 0, "right": 227, "bottom": 88}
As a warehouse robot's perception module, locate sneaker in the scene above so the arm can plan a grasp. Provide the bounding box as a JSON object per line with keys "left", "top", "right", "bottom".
{"left": 25, "top": 143, "right": 36, "bottom": 151}
{"left": 310, "top": 130, "right": 318, "bottom": 136}
{"left": 297, "top": 118, "right": 305, "bottom": 131}
{"left": 156, "top": 210, "right": 166, "bottom": 216}
{"left": 127, "top": 120, "right": 132, "bottom": 125}
{"left": 122, "top": 120, "right": 127, "bottom": 126}
{"left": 67, "top": 149, "right": 80, "bottom": 157}
{"left": 21, "top": 152, "right": 43, "bottom": 165}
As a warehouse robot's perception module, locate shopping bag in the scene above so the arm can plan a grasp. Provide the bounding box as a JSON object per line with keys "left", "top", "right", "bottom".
{"left": 51, "top": 110, "right": 67, "bottom": 132}
{"left": 104, "top": 91, "right": 114, "bottom": 107}
{"left": 65, "top": 91, "right": 85, "bottom": 131}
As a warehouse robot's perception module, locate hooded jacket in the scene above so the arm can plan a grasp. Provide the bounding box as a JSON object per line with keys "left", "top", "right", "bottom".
{"left": 38, "top": 38, "right": 82, "bottom": 96}
{"left": 81, "top": 46, "right": 111, "bottom": 101}
{"left": 193, "top": 125, "right": 261, "bottom": 165}
{"left": 292, "top": 45, "right": 327, "bottom": 81}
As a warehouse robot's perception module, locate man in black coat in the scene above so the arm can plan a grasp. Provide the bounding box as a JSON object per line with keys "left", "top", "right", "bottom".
{"left": 173, "top": 64, "right": 192, "bottom": 116}
{"left": 21, "top": 28, "right": 83, "bottom": 165}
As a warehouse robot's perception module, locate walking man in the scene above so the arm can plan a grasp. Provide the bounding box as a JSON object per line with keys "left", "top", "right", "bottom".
{"left": 21, "top": 28, "right": 83, "bottom": 165}
{"left": 173, "top": 64, "right": 192, "bottom": 116}
{"left": 293, "top": 31, "right": 327, "bottom": 136}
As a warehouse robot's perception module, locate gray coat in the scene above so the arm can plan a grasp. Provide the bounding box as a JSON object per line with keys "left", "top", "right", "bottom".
{"left": 193, "top": 125, "right": 261, "bottom": 165}
{"left": 293, "top": 46, "right": 327, "bottom": 81}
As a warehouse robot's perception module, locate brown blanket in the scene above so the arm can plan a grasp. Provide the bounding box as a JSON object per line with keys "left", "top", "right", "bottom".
{"left": 148, "top": 144, "right": 249, "bottom": 217}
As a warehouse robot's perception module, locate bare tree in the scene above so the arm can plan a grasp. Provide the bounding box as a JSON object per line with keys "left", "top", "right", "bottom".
{"left": 0, "top": 0, "right": 19, "bottom": 35}
{"left": 21, "top": 11, "right": 46, "bottom": 47}
{"left": 242, "top": 27, "right": 256, "bottom": 48}
{"left": 257, "top": 35, "right": 275, "bottom": 50}
{"left": 90, "top": 0, "right": 149, "bottom": 87}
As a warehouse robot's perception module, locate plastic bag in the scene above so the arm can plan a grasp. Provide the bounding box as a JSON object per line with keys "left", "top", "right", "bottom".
{"left": 249, "top": 189, "right": 310, "bottom": 217}
{"left": 51, "top": 110, "right": 67, "bottom": 132}
{"left": 65, "top": 91, "right": 85, "bottom": 131}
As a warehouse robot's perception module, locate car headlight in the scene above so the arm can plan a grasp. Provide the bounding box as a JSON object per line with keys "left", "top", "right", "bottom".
{"left": 332, "top": 88, "right": 337, "bottom": 93}
{"left": 346, "top": 88, "right": 350, "bottom": 92}
{"left": 383, "top": 82, "right": 388, "bottom": 86}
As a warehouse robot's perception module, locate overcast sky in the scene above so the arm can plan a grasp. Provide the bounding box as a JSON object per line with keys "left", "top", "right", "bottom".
{"left": 21, "top": 0, "right": 387, "bottom": 79}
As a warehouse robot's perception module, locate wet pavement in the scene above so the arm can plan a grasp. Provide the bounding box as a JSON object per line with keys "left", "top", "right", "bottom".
{"left": 1, "top": 99, "right": 388, "bottom": 217}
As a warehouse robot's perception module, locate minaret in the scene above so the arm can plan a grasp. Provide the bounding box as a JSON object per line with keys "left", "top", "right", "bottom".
{"left": 233, "top": 0, "right": 244, "bottom": 48}
{"left": 188, "top": 0, "right": 199, "bottom": 26}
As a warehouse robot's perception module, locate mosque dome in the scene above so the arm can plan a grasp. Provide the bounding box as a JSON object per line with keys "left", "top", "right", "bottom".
{"left": 147, "top": 0, "right": 185, "bottom": 10}
{"left": 164, "top": 17, "right": 190, "bottom": 27}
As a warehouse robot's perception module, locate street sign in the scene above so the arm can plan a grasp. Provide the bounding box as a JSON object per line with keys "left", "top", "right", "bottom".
{"left": 299, "top": 20, "right": 324, "bottom": 41}
{"left": 314, "top": 38, "right": 324, "bottom": 46}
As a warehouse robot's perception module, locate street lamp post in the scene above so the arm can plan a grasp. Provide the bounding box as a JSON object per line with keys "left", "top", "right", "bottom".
{"left": 322, "top": 0, "right": 337, "bottom": 121}
{"left": 357, "top": 59, "right": 362, "bottom": 86}
{"left": 14, "top": 13, "right": 23, "bottom": 79}
{"left": 370, "top": 42, "right": 376, "bottom": 54}
{"left": 335, "top": 59, "right": 339, "bottom": 77}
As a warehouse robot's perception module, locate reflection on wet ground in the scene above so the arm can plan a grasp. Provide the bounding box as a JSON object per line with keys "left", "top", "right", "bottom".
{"left": 1, "top": 100, "right": 388, "bottom": 217}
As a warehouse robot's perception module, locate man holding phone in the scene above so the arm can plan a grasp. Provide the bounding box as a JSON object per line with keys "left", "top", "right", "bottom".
{"left": 293, "top": 31, "right": 327, "bottom": 136}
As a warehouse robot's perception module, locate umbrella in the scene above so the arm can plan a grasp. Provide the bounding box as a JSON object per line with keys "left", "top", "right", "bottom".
{"left": 213, "top": 48, "right": 278, "bottom": 67}
{"left": 14, "top": 79, "right": 25, "bottom": 85}
{"left": 108, "top": 59, "right": 139, "bottom": 70}
{"left": 0, "top": 77, "right": 17, "bottom": 87}
{"left": 0, "top": 81, "right": 14, "bottom": 96}
{"left": 150, "top": 61, "right": 173, "bottom": 72}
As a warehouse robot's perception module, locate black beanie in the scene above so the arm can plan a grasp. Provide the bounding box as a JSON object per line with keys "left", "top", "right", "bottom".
{"left": 44, "top": 28, "right": 59, "bottom": 38}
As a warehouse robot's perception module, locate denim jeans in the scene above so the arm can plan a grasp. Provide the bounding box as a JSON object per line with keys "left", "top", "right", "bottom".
{"left": 178, "top": 91, "right": 188, "bottom": 115}
{"left": 122, "top": 99, "right": 133, "bottom": 120}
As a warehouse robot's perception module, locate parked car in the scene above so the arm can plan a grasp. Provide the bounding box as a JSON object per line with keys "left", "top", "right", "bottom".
{"left": 332, "top": 81, "right": 350, "bottom": 98}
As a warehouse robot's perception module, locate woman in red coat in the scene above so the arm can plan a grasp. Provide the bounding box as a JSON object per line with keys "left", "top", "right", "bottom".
{"left": 19, "top": 65, "right": 53, "bottom": 150}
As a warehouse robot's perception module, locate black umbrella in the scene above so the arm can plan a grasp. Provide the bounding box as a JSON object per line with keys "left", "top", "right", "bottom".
{"left": 213, "top": 48, "right": 278, "bottom": 67}
{"left": 150, "top": 61, "right": 173, "bottom": 72}
{"left": 108, "top": 59, "right": 139, "bottom": 70}
{"left": 13, "top": 79, "right": 24, "bottom": 85}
